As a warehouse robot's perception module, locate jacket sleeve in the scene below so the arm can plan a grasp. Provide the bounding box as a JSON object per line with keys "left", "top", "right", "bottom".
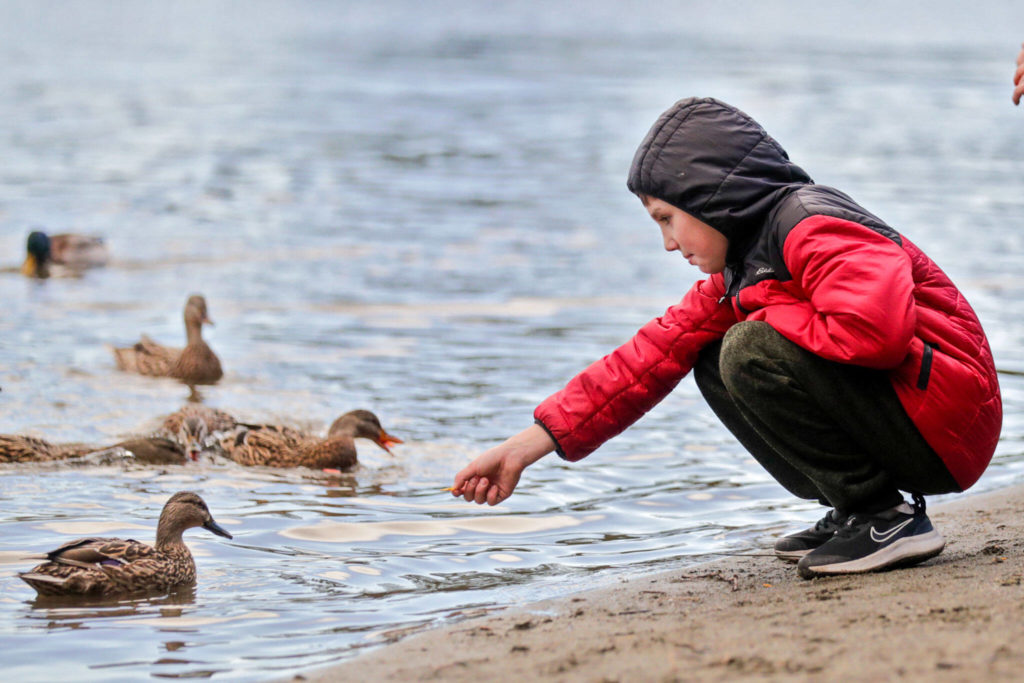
{"left": 534, "top": 274, "right": 735, "bottom": 461}
{"left": 751, "top": 215, "right": 916, "bottom": 368}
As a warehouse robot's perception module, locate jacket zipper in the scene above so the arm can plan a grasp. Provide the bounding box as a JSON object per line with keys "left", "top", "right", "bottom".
{"left": 917, "top": 342, "right": 936, "bottom": 390}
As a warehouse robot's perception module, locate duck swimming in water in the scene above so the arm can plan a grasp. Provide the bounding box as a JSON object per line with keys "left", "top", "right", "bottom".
{"left": 158, "top": 404, "right": 239, "bottom": 461}
{"left": 0, "top": 434, "right": 97, "bottom": 463}
{"left": 21, "top": 230, "right": 109, "bottom": 278}
{"left": 111, "top": 294, "right": 224, "bottom": 387}
{"left": 219, "top": 409, "right": 402, "bottom": 471}
{"left": 0, "top": 433, "right": 187, "bottom": 465}
{"left": 19, "top": 491, "right": 232, "bottom": 597}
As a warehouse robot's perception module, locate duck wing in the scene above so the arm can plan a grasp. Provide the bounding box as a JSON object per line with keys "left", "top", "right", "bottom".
{"left": 46, "top": 536, "right": 157, "bottom": 566}
{"left": 0, "top": 435, "right": 54, "bottom": 463}
{"left": 220, "top": 423, "right": 318, "bottom": 467}
{"left": 0, "top": 435, "right": 96, "bottom": 463}
{"left": 112, "top": 334, "right": 180, "bottom": 376}
{"left": 20, "top": 538, "right": 184, "bottom": 596}
{"left": 112, "top": 437, "right": 187, "bottom": 465}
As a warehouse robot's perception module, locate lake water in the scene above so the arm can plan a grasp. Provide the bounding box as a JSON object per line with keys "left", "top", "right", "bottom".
{"left": 2, "top": 2, "right": 1023, "bottom": 680}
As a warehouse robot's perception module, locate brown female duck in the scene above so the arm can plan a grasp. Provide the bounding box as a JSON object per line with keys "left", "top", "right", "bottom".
{"left": 22, "top": 230, "right": 109, "bottom": 278}
{"left": 112, "top": 294, "right": 223, "bottom": 386}
{"left": 1, "top": 433, "right": 187, "bottom": 465}
{"left": 220, "top": 409, "right": 402, "bottom": 471}
{"left": 19, "top": 491, "right": 232, "bottom": 597}
{"left": 158, "top": 404, "right": 238, "bottom": 461}
{"left": 0, "top": 435, "right": 97, "bottom": 463}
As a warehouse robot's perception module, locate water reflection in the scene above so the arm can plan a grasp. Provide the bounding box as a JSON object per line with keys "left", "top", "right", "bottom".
{"left": 26, "top": 585, "right": 198, "bottom": 618}
{"left": 280, "top": 513, "right": 600, "bottom": 543}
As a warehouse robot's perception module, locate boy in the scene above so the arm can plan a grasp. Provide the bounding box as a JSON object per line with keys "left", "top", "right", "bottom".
{"left": 450, "top": 97, "right": 1001, "bottom": 579}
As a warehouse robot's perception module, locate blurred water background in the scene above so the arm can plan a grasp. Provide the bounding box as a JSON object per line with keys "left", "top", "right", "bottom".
{"left": 1, "top": 1, "right": 1023, "bottom": 680}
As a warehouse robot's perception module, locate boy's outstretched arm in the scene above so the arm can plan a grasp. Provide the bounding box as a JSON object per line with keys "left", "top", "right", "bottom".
{"left": 1014, "top": 42, "right": 1024, "bottom": 105}
{"left": 451, "top": 423, "right": 555, "bottom": 505}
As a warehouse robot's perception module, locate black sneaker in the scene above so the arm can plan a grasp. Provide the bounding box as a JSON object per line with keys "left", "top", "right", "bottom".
{"left": 797, "top": 494, "right": 944, "bottom": 579}
{"left": 774, "top": 508, "right": 846, "bottom": 561}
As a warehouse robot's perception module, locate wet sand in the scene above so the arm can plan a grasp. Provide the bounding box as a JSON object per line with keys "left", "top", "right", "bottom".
{"left": 291, "top": 484, "right": 1024, "bottom": 682}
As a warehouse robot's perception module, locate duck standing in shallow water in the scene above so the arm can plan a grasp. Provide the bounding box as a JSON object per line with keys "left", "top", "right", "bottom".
{"left": 220, "top": 409, "right": 402, "bottom": 471}
{"left": 111, "top": 294, "right": 224, "bottom": 387}
{"left": 19, "top": 491, "right": 232, "bottom": 597}
{"left": 21, "top": 230, "right": 109, "bottom": 278}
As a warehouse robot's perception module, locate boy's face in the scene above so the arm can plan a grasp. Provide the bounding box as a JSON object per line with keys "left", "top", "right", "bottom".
{"left": 644, "top": 197, "right": 729, "bottom": 274}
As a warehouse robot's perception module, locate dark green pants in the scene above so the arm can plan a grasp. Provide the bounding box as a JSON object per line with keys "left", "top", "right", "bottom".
{"left": 693, "top": 321, "right": 960, "bottom": 514}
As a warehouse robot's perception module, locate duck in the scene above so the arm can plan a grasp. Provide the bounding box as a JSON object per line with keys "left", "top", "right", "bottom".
{"left": 109, "top": 436, "right": 188, "bottom": 465}
{"left": 0, "top": 434, "right": 97, "bottom": 463}
{"left": 1, "top": 433, "right": 187, "bottom": 465}
{"left": 21, "top": 230, "right": 109, "bottom": 278}
{"left": 158, "top": 404, "right": 239, "bottom": 461}
{"left": 219, "top": 409, "right": 402, "bottom": 471}
{"left": 111, "top": 294, "right": 224, "bottom": 386}
{"left": 19, "top": 491, "right": 232, "bottom": 597}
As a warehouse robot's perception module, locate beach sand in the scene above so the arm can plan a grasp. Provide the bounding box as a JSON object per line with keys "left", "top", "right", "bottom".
{"left": 291, "top": 484, "right": 1024, "bottom": 682}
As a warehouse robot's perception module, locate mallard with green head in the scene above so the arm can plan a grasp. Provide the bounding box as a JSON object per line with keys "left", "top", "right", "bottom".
{"left": 111, "top": 294, "right": 223, "bottom": 386}
{"left": 22, "top": 230, "right": 109, "bottom": 278}
{"left": 220, "top": 409, "right": 402, "bottom": 472}
{"left": 19, "top": 491, "right": 232, "bottom": 597}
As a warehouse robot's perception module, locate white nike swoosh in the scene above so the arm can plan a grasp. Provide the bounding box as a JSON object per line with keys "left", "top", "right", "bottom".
{"left": 869, "top": 518, "right": 914, "bottom": 543}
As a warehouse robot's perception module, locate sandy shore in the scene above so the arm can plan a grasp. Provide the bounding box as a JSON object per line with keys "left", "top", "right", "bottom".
{"left": 291, "top": 485, "right": 1024, "bottom": 682}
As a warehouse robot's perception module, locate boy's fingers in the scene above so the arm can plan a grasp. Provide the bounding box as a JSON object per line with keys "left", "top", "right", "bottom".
{"left": 474, "top": 477, "right": 491, "bottom": 504}
{"left": 460, "top": 475, "right": 480, "bottom": 501}
{"left": 450, "top": 471, "right": 471, "bottom": 495}
{"left": 487, "top": 486, "right": 503, "bottom": 506}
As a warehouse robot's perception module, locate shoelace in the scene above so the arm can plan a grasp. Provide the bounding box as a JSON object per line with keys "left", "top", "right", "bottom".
{"left": 813, "top": 508, "right": 846, "bottom": 532}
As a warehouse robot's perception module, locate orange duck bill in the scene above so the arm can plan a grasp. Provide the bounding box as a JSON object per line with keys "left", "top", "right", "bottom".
{"left": 376, "top": 431, "right": 403, "bottom": 454}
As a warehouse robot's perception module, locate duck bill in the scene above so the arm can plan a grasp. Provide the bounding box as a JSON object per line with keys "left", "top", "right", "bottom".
{"left": 377, "top": 432, "right": 403, "bottom": 455}
{"left": 203, "top": 520, "right": 233, "bottom": 539}
{"left": 182, "top": 439, "right": 202, "bottom": 462}
{"left": 21, "top": 254, "right": 40, "bottom": 277}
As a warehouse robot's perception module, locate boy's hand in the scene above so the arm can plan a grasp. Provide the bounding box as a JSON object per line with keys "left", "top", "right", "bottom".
{"left": 452, "top": 449, "right": 525, "bottom": 506}
{"left": 1014, "top": 42, "right": 1024, "bottom": 105}
{"left": 450, "top": 424, "right": 556, "bottom": 505}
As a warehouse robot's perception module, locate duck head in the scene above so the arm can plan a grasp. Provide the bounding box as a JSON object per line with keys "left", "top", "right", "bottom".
{"left": 177, "top": 416, "right": 210, "bottom": 462}
{"left": 184, "top": 294, "right": 214, "bottom": 327}
{"left": 156, "top": 491, "right": 233, "bottom": 546}
{"left": 22, "top": 231, "right": 52, "bottom": 278}
{"left": 328, "top": 410, "right": 403, "bottom": 454}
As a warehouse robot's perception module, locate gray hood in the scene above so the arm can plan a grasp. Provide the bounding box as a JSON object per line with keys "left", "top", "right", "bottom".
{"left": 626, "top": 97, "right": 812, "bottom": 263}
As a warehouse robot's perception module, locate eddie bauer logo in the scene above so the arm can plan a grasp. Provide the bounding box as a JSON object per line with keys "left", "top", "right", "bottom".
{"left": 755, "top": 266, "right": 774, "bottom": 276}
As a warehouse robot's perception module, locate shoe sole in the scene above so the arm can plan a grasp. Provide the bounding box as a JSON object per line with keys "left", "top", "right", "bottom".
{"left": 798, "top": 530, "right": 945, "bottom": 578}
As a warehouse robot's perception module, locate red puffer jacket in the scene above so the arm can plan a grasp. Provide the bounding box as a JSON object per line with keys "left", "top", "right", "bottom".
{"left": 535, "top": 97, "right": 1001, "bottom": 490}
{"left": 535, "top": 214, "right": 1001, "bottom": 490}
